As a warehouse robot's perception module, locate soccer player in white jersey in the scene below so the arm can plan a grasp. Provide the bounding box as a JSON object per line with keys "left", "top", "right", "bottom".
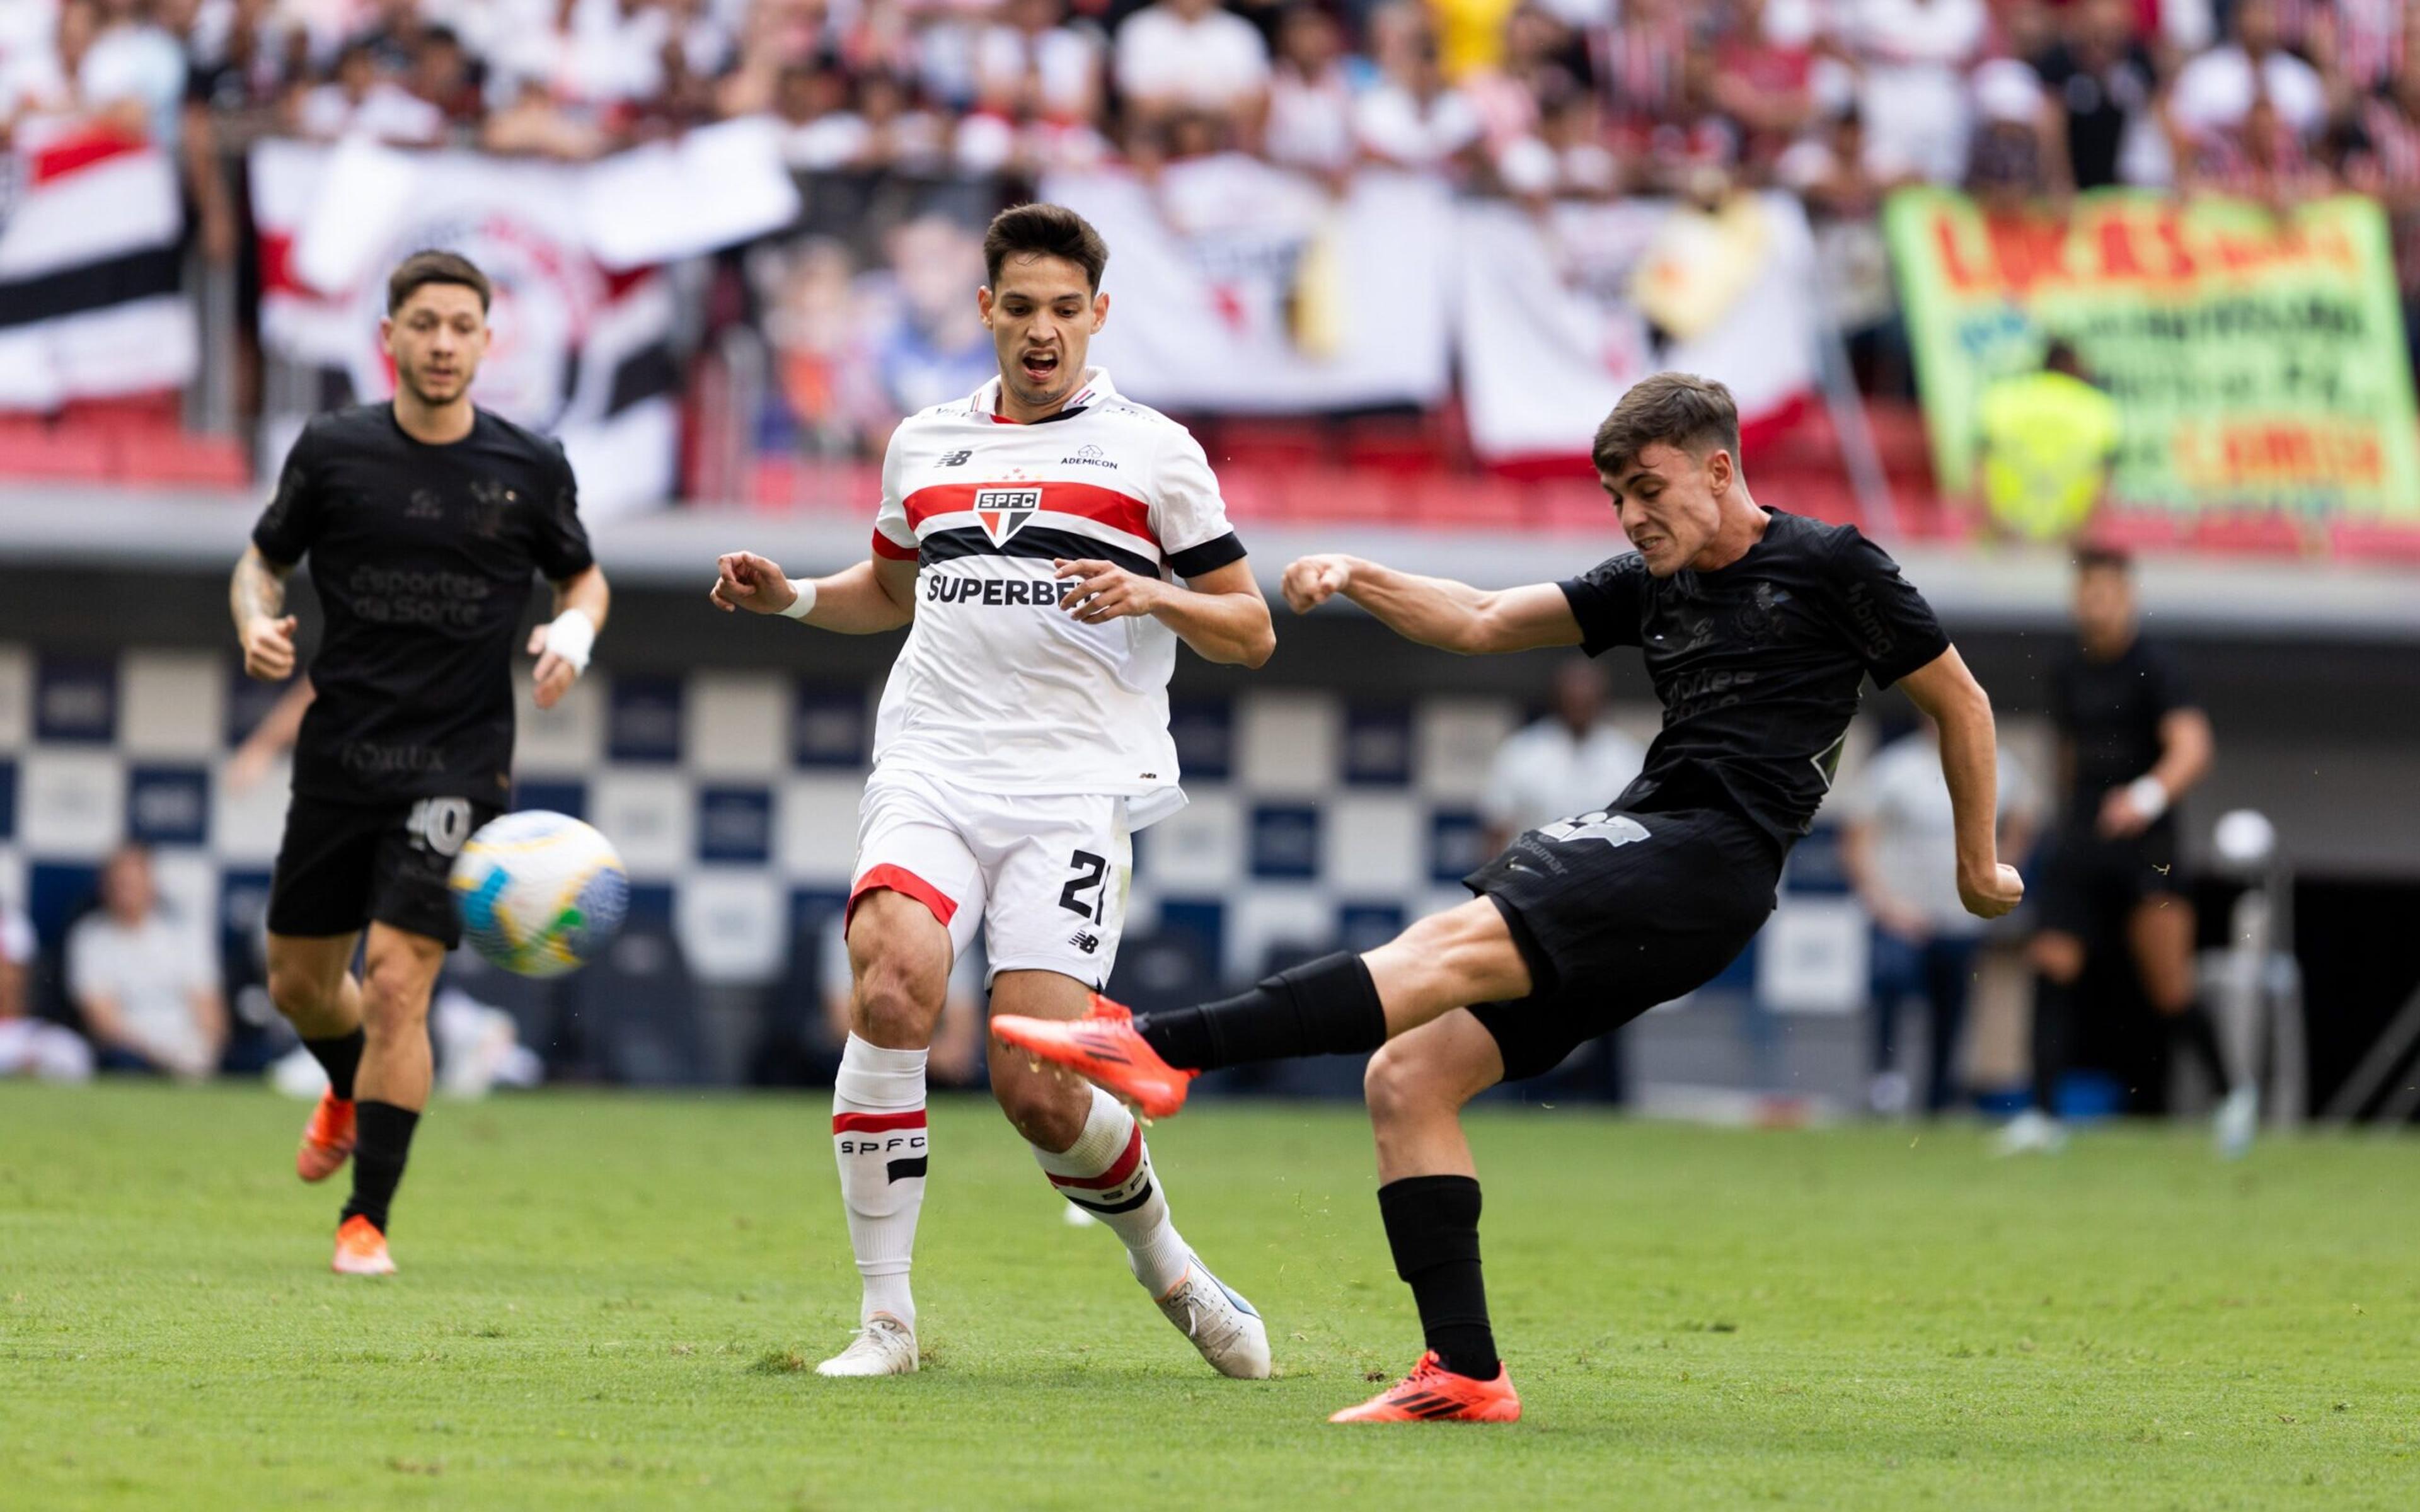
{"left": 710, "top": 203, "right": 1277, "bottom": 1378}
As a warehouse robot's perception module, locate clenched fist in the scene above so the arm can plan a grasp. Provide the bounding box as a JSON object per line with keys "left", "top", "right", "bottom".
{"left": 1281, "top": 554, "right": 1356, "bottom": 614}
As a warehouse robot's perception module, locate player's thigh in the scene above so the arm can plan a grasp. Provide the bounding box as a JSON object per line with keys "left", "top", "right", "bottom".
{"left": 843, "top": 890, "right": 958, "bottom": 1048}
{"left": 976, "top": 791, "right": 1129, "bottom": 986}
{"left": 368, "top": 795, "right": 499, "bottom": 950}
{"left": 265, "top": 795, "right": 382, "bottom": 944}
{"left": 2126, "top": 891, "right": 2197, "bottom": 1011}
{"left": 847, "top": 774, "right": 988, "bottom": 1045}
{"left": 1363, "top": 898, "right": 1535, "bottom": 1034}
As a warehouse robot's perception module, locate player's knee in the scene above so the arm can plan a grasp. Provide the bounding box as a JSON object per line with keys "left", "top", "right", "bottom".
{"left": 359, "top": 959, "right": 430, "bottom": 1035}
{"left": 850, "top": 956, "right": 938, "bottom": 1049}
{"left": 266, "top": 959, "right": 337, "bottom": 1019}
{"left": 2029, "top": 933, "right": 2084, "bottom": 984}
{"left": 993, "top": 1073, "right": 1087, "bottom": 1151}
{"left": 1364, "top": 1040, "right": 1459, "bottom": 1125}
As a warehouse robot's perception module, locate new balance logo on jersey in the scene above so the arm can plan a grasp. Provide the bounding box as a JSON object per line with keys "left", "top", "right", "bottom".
{"left": 1068, "top": 929, "right": 1100, "bottom": 955}
{"left": 975, "top": 486, "right": 1043, "bottom": 545}
{"left": 1061, "top": 443, "right": 1118, "bottom": 469}
{"left": 1538, "top": 811, "right": 1651, "bottom": 849}
{"left": 938, "top": 449, "right": 972, "bottom": 467}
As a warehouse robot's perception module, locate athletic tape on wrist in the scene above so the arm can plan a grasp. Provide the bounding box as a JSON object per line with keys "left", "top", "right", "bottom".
{"left": 779, "top": 577, "right": 818, "bottom": 619}
{"left": 544, "top": 608, "right": 596, "bottom": 673}
{"left": 2126, "top": 775, "right": 2169, "bottom": 822}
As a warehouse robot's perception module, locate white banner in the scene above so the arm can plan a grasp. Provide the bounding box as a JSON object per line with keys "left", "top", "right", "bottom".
{"left": 250, "top": 135, "right": 797, "bottom": 517}
{"left": 1456, "top": 194, "right": 1818, "bottom": 464}
{"left": 0, "top": 125, "right": 198, "bottom": 410}
{"left": 1041, "top": 159, "right": 1453, "bottom": 414}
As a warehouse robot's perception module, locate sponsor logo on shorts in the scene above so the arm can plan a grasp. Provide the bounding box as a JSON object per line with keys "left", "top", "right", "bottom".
{"left": 1068, "top": 929, "right": 1100, "bottom": 955}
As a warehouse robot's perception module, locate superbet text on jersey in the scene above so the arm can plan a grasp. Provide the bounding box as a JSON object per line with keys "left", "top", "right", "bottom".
{"left": 868, "top": 369, "right": 1245, "bottom": 825}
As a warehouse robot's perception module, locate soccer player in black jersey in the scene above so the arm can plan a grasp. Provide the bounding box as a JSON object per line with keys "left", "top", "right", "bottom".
{"left": 229, "top": 250, "right": 609, "bottom": 1275}
{"left": 995, "top": 374, "right": 2024, "bottom": 1422}
{"left": 1998, "top": 544, "right": 2250, "bottom": 1159}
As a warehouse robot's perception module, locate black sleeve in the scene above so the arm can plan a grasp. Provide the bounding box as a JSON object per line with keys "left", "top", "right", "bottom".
{"left": 251, "top": 422, "right": 325, "bottom": 566}
{"left": 1825, "top": 525, "right": 1950, "bottom": 688}
{"left": 1167, "top": 531, "right": 1247, "bottom": 579}
{"left": 2140, "top": 641, "right": 2196, "bottom": 719}
{"left": 1557, "top": 553, "right": 1649, "bottom": 656}
{"left": 532, "top": 443, "right": 596, "bottom": 580}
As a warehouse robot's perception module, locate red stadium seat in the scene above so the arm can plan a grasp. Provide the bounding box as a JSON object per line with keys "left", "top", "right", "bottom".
{"left": 0, "top": 427, "right": 113, "bottom": 480}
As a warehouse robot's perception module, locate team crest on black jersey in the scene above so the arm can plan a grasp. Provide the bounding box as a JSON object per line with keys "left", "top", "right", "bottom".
{"left": 975, "top": 486, "right": 1043, "bottom": 545}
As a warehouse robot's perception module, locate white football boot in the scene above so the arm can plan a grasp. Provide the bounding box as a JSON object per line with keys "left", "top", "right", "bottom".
{"left": 2213, "top": 1085, "right": 2259, "bottom": 1161}
{"left": 1155, "top": 1256, "right": 1271, "bottom": 1380}
{"left": 1991, "top": 1109, "right": 2070, "bottom": 1157}
{"left": 815, "top": 1312, "right": 918, "bottom": 1377}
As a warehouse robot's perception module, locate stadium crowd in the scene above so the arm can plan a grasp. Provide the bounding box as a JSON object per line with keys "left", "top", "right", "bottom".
{"left": 2, "top": 1, "right": 2415, "bottom": 231}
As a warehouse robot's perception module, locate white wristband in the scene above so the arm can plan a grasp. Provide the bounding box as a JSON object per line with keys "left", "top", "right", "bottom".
{"left": 543, "top": 607, "right": 596, "bottom": 674}
{"left": 778, "top": 576, "right": 817, "bottom": 620}
{"left": 2126, "top": 775, "right": 2169, "bottom": 822}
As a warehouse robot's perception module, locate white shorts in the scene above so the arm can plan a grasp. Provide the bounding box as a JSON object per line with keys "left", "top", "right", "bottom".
{"left": 848, "top": 767, "right": 1131, "bottom": 986}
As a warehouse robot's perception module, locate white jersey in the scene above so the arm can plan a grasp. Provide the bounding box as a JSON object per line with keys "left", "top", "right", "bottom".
{"left": 868, "top": 369, "right": 1245, "bottom": 826}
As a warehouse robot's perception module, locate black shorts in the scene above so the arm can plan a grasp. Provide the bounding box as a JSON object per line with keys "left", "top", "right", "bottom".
{"left": 2031, "top": 822, "right": 2184, "bottom": 941}
{"left": 1461, "top": 806, "right": 1779, "bottom": 1082}
{"left": 266, "top": 794, "right": 502, "bottom": 949}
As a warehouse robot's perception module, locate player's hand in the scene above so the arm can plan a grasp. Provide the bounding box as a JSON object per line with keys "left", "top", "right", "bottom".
{"left": 2097, "top": 786, "right": 2152, "bottom": 839}
{"left": 1958, "top": 862, "right": 2025, "bottom": 920}
{"left": 1281, "top": 554, "right": 1354, "bottom": 614}
{"left": 710, "top": 551, "right": 798, "bottom": 616}
{"left": 526, "top": 623, "right": 577, "bottom": 709}
{"left": 1054, "top": 559, "right": 1168, "bottom": 624}
{"left": 240, "top": 614, "right": 299, "bottom": 681}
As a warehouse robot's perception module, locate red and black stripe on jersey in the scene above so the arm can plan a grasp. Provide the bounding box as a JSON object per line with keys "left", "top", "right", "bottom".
{"left": 894, "top": 478, "right": 1246, "bottom": 581}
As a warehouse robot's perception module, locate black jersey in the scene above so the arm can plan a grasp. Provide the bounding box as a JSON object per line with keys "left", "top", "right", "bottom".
{"left": 252, "top": 403, "right": 595, "bottom": 806}
{"left": 2048, "top": 633, "right": 2191, "bottom": 827}
{"left": 1559, "top": 509, "right": 1950, "bottom": 847}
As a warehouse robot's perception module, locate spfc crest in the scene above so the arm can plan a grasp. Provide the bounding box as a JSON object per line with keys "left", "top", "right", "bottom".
{"left": 974, "top": 486, "right": 1043, "bottom": 546}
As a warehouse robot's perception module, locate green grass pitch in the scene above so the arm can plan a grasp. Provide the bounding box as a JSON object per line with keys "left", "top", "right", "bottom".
{"left": 3, "top": 1083, "right": 2415, "bottom": 1510}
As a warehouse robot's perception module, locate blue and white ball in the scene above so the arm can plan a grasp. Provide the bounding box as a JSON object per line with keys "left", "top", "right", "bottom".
{"left": 449, "top": 810, "right": 629, "bottom": 978}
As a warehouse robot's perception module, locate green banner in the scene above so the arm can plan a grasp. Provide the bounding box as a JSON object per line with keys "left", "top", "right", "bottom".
{"left": 1885, "top": 188, "right": 2420, "bottom": 522}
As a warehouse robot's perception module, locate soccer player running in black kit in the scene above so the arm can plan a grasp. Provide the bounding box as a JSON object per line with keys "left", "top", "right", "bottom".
{"left": 996, "top": 374, "right": 2024, "bottom": 1423}
{"left": 1995, "top": 544, "right": 2252, "bottom": 1160}
{"left": 229, "top": 251, "right": 609, "bottom": 1275}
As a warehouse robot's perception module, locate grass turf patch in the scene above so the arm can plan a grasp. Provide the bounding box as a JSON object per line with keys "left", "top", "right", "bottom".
{"left": 2, "top": 1082, "right": 2415, "bottom": 1509}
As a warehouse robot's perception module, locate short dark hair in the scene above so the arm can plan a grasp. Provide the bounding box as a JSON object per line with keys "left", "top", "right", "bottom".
{"left": 2073, "top": 541, "right": 2133, "bottom": 575}
{"left": 982, "top": 203, "right": 1109, "bottom": 292}
{"left": 1591, "top": 372, "right": 1741, "bottom": 477}
{"left": 387, "top": 249, "right": 491, "bottom": 315}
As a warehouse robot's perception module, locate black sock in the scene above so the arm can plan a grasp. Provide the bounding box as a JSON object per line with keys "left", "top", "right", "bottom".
{"left": 2170, "top": 1004, "right": 2237, "bottom": 1094}
{"left": 302, "top": 1028, "right": 365, "bottom": 1102}
{"left": 1132, "top": 952, "right": 1387, "bottom": 1071}
{"left": 340, "top": 1101, "right": 420, "bottom": 1234}
{"left": 2031, "top": 975, "right": 2073, "bottom": 1116}
{"left": 1376, "top": 1174, "right": 1499, "bottom": 1382}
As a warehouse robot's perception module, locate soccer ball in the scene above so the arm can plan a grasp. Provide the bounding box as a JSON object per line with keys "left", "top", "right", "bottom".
{"left": 449, "top": 810, "right": 630, "bottom": 978}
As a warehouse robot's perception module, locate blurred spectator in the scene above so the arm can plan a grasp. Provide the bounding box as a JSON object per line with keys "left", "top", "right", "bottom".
{"left": 1974, "top": 338, "right": 2122, "bottom": 542}
{"left": 1115, "top": 0, "right": 1270, "bottom": 135}
{"left": 2167, "top": 0, "right": 2326, "bottom": 147}
{"left": 2346, "top": 31, "right": 2420, "bottom": 377}
{"left": 1845, "top": 0, "right": 1988, "bottom": 184}
{"left": 1839, "top": 716, "right": 2036, "bottom": 1116}
{"left": 1264, "top": 1, "right": 1356, "bottom": 178}
{"left": 1478, "top": 657, "right": 1645, "bottom": 856}
{"left": 0, "top": 893, "right": 95, "bottom": 1082}
{"left": 2184, "top": 89, "right": 2341, "bottom": 208}
{"left": 87, "top": 0, "right": 190, "bottom": 149}
{"left": 293, "top": 37, "right": 445, "bottom": 141}
{"left": 1711, "top": 0, "right": 1819, "bottom": 181}
{"left": 67, "top": 844, "right": 228, "bottom": 1081}
{"left": 1496, "top": 71, "right": 1615, "bottom": 200}
{"left": 2034, "top": 0, "right": 2165, "bottom": 191}
{"left": 771, "top": 55, "right": 864, "bottom": 168}
{"left": 1354, "top": 1, "right": 1484, "bottom": 176}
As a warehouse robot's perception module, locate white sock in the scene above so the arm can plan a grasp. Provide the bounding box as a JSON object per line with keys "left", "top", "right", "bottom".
{"left": 1032, "top": 1085, "right": 1192, "bottom": 1295}
{"left": 833, "top": 1033, "right": 928, "bottom": 1329}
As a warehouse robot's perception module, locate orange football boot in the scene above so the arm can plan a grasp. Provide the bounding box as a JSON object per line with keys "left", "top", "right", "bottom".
{"left": 331, "top": 1215, "right": 396, "bottom": 1276}
{"left": 989, "top": 992, "right": 1197, "bottom": 1120}
{"left": 1328, "top": 1352, "right": 1522, "bottom": 1424}
{"left": 296, "top": 1092, "right": 357, "bottom": 1183}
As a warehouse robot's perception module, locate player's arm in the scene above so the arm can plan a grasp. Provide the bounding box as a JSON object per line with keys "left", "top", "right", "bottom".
{"left": 1279, "top": 554, "right": 1582, "bottom": 655}
{"left": 230, "top": 546, "right": 300, "bottom": 682}
{"left": 712, "top": 551, "right": 918, "bottom": 633}
{"left": 2099, "top": 706, "right": 2213, "bottom": 839}
{"left": 527, "top": 563, "right": 611, "bottom": 711}
{"left": 1053, "top": 555, "right": 1275, "bottom": 668}
{"left": 1898, "top": 646, "right": 2025, "bottom": 920}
